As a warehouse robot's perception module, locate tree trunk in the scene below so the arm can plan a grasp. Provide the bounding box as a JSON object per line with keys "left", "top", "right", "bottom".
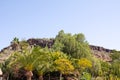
{"left": 2, "top": 73, "right": 8, "bottom": 80}
{"left": 39, "top": 75, "right": 43, "bottom": 80}
{"left": 60, "top": 73, "right": 62, "bottom": 80}
{"left": 25, "top": 71, "right": 33, "bottom": 80}
{"left": 48, "top": 73, "right": 50, "bottom": 80}
{"left": 27, "top": 76, "right": 32, "bottom": 80}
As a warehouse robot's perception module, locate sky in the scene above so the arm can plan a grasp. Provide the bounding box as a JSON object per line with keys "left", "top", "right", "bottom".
{"left": 0, "top": 0, "right": 120, "bottom": 50}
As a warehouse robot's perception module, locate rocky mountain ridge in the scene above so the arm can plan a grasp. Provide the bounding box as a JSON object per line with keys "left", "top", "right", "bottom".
{"left": 0, "top": 38, "right": 113, "bottom": 63}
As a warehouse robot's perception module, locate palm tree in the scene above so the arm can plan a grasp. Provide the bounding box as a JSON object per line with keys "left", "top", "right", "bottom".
{"left": 9, "top": 46, "right": 43, "bottom": 80}
{"left": 35, "top": 48, "right": 53, "bottom": 80}
{"left": 1, "top": 59, "right": 11, "bottom": 80}
{"left": 35, "top": 50, "right": 68, "bottom": 80}
{"left": 11, "top": 37, "right": 20, "bottom": 50}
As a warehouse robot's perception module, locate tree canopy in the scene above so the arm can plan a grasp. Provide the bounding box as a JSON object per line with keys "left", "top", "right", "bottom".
{"left": 52, "top": 30, "right": 92, "bottom": 59}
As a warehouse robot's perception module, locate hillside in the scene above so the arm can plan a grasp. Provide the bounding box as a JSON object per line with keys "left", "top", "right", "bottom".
{"left": 0, "top": 38, "right": 112, "bottom": 63}
{"left": 0, "top": 30, "right": 120, "bottom": 80}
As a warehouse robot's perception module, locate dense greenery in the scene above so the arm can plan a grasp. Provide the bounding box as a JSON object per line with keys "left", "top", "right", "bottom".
{"left": 52, "top": 30, "right": 91, "bottom": 59}
{"left": 0, "top": 30, "right": 120, "bottom": 80}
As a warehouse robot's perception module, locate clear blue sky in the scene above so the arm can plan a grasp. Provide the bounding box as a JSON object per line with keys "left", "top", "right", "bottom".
{"left": 0, "top": 0, "right": 120, "bottom": 50}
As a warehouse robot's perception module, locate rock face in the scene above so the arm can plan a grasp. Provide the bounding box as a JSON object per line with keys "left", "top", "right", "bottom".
{"left": 89, "top": 45, "right": 112, "bottom": 62}
{"left": 27, "top": 38, "right": 54, "bottom": 48}
{"left": 0, "top": 38, "right": 113, "bottom": 63}
{"left": 90, "top": 45, "right": 112, "bottom": 53}
{"left": 0, "top": 46, "right": 14, "bottom": 63}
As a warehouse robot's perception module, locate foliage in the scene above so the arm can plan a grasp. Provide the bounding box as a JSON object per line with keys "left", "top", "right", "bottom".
{"left": 1, "top": 58, "right": 11, "bottom": 74}
{"left": 90, "top": 57, "right": 102, "bottom": 77}
{"left": 100, "top": 61, "right": 111, "bottom": 77}
{"left": 12, "top": 37, "right": 19, "bottom": 44}
{"left": 80, "top": 72, "right": 91, "bottom": 80}
{"left": 110, "top": 51, "right": 120, "bottom": 61}
{"left": 9, "top": 48, "right": 35, "bottom": 71}
{"left": 71, "top": 58, "right": 92, "bottom": 79}
{"left": 54, "top": 58, "right": 74, "bottom": 74}
{"left": 110, "top": 49, "right": 120, "bottom": 78}
{"left": 1, "top": 30, "right": 120, "bottom": 79}
{"left": 34, "top": 48, "right": 52, "bottom": 76}
{"left": 110, "top": 60, "right": 120, "bottom": 77}
{"left": 52, "top": 30, "right": 92, "bottom": 59}
{"left": 51, "top": 51, "right": 68, "bottom": 60}
{"left": 77, "top": 58, "right": 92, "bottom": 70}
{"left": 19, "top": 40, "right": 30, "bottom": 50}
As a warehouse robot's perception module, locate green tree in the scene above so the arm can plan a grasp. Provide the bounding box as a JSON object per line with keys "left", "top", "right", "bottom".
{"left": 72, "top": 58, "right": 92, "bottom": 79}
{"left": 90, "top": 57, "right": 102, "bottom": 77}
{"left": 11, "top": 37, "right": 20, "bottom": 50}
{"left": 52, "top": 30, "right": 91, "bottom": 59}
{"left": 110, "top": 60, "right": 120, "bottom": 77}
{"left": 34, "top": 48, "right": 53, "bottom": 80}
{"left": 100, "top": 61, "right": 111, "bottom": 77}
{"left": 12, "top": 37, "right": 19, "bottom": 44}
{"left": 1, "top": 58, "right": 12, "bottom": 80}
{"left": 110, "top": 51, "right": 120, "bottom": 61}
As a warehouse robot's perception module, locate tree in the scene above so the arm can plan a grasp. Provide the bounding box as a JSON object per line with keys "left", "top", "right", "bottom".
{"left": 72, "top": 58, "right": 92, "bottom": 79}
{"left": 34, "top": 48, "right": 52, "bottom": 80}
{"left": 111, "top": 60, "right": 120, "bottom": 77}
{"left": 74, "top": 33, "right": 85, "bottom": 43}
{"left": 90, "top": 57, "right": 102, "bottom": 77}
{"left": 1, "top": 58, "right": 12, "bottom": 80}
{"left": 100, "top": 61, "right": 111, "bottom": 77}
{"left": 8, "top": 46, "right": 43, "bottom": 80}
{"left": 54, "top": 58, "right": 74, "bottom": 80}
{"left": 110, "top": 50, "right": 120, "bottom": 61}
{"left": 77, "top": 58, "right": 92, "bottom": 70}
{"left": 11, "top": 37, "right": 20, "bottom": 50}
{"left": 12, "top": 37, "right": 19, "bottom": 44}
{"left": 52, "top": 30, "right": 92, "bottom": 59}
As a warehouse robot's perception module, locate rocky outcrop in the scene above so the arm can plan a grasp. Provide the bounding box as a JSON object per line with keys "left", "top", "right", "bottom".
{"left": 0, "top": 46, "right": 14, "bottom": 63}
{"left": 27, "top": 38, "right": 54, "bottom": 48}
{"left": 90, "top": 45, "right": 112, "bottom": 53}
{"left": 89, "top": 45, "right": 112, "bottom": 62}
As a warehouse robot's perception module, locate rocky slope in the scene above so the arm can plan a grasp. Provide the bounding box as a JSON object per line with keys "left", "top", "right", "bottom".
{"left": 90, "top": 45, "right": 112, "bottom": 62}
{"left": 0, "top": 38, "right": 113, "bottom": 63}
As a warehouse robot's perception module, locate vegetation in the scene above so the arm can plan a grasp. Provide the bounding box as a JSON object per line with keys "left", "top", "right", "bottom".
{"left": 0, "top": 30, "right": 120, "bottom": 80}
{"left": 52, "top": 30, "right": 91, "bottom": 59}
